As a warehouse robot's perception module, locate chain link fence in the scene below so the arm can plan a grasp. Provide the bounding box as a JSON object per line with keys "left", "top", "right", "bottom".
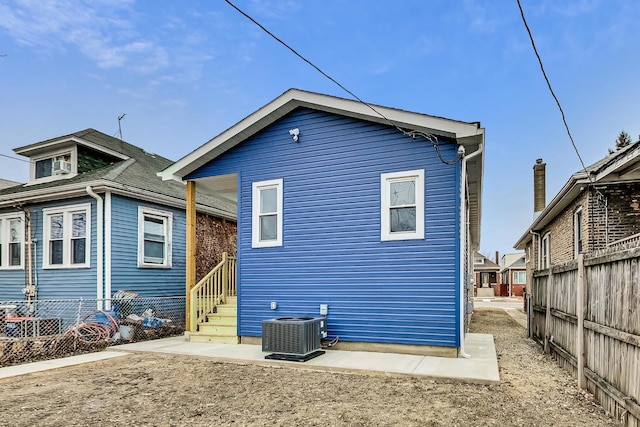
{"left": 0, "top": 295, "right": 185, "bottom": 367}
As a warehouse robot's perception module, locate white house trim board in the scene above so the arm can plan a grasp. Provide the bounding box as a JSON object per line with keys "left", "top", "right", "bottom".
{"left": 42, "top": 203, "right": 91, "bottom": 269}
{"left": 159, "top": 88, "right": 484, "bottom": 182}
{"left": 105, "top": 191, "right": 112, "bottom": 306}
{"left": 251, "top": 179, "right": 283, "bottom": 248}
{"left": 380, "top": 170, "right": 424, "bottom": 241}
{"left": 137, "top": 206, "right": 173, "bottom": 268}
{"left": 0, "top": 212, "right": 26, "bottom": 270}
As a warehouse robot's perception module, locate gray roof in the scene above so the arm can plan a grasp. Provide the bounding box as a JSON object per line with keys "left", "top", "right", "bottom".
{"left": 0, "top": 129, "right": 235, "bottom": 218}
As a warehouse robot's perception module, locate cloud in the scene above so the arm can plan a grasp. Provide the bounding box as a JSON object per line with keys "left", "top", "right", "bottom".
{"left": 0, "top": 0, "right": 167, "bottom": 73}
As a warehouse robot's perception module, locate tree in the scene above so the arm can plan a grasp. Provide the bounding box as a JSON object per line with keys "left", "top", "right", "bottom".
{"left": 614, "top": 130, "right": 632, "bottom": 151}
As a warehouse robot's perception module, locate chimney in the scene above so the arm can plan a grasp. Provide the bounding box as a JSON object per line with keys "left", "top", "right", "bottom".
{"left": 533, "top": 158, "right": 546, "bottom": 218}
{"left": 495, "top": 251, "right": 499, "bottom": 265}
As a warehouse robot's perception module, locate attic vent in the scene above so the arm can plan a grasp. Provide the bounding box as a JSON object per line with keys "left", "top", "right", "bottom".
{"left": 53, "top": 160, "right": 72, "bottom": 175}
{"left": 262, "top": 316, "right": 327, "bottom": 362}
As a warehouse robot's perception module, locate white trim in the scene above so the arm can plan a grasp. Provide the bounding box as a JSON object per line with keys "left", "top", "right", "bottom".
{"left": 42, "top": 203, "right": 91, "bottom": 269}
{"left": 28, "top": 146, "right": 78, "bottom": 185}
{"left": 105, "top": 192, "right": 112, "bottom": 305}
{"left": 573, "top": 207, "right": 583, "bottom": 258}
{"left": 513, "top": 271, "right": 527, "bottom": 285}
{"left": 15, "top": 136, "right": 130, "bottom": 161}
{"left": 137, "top": 206, "right": 173, "bottom": 268}
{"left": 0, "top": 212, "right": 26, "bottom": 270}
{"left": 252, "top": 179, "right": 283, "bottom": 248}
{"left": 380, "top": 169, "right": 424, "bottom": 241}
{"left": 540, "top": 232, "right": 550, "bottom": 269}
{"left": 86, "top": 187, "right": 103, "bottom": 308}
{"left": 159, "top": 89, "right": 484, "bottom": 181}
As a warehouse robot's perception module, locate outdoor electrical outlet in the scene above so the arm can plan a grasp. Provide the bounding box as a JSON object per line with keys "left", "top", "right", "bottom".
{"left": 270, "top": 301, "right": 277, "bottom": 310}
{"left": 320, "top": 304, "right": 328, "bottom": 316}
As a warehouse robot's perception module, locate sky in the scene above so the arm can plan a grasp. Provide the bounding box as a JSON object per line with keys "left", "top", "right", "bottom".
{"left": 1, "top": 0, "right": 639, "bottom": 261}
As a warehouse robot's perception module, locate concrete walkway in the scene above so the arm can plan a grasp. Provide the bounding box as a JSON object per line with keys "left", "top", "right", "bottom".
{"left": 0, "top": 333, "right": 500, "bottom": 385}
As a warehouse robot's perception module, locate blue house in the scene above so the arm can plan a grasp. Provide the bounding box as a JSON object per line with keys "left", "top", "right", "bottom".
{"left": 161, "top": 89, "right": 484, "bottom": 357}
{"left": 0, "top": 129, "right": 235, "bottom": 311}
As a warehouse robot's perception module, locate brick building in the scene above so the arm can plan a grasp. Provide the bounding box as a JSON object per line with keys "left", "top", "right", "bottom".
{"left": 515, "top": 141, "right": 640, "bottom": 287}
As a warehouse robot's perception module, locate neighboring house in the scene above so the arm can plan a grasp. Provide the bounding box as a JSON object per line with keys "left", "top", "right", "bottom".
{"left": 515, "top": 140, "right": 640, "bottom": 283}
{"left": 500, "top": 252, "right": 526, "bottom": 297}
{"left": 161, "top": 89, "right": 485, "bottom": 357}
{"left": 0, "top": 129, "right": 235, "bottom": 306}
{"left": 0, "top": 179, "right": 21, "bottom": 190}
{"left": 473, "top": 251, "right": 500, "bottom": 297}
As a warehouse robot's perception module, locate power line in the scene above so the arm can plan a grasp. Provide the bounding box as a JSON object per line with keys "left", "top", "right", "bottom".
{"left": 0, "top": 153, "right": 31, "bottom": 163}
{"left": 516, "top": 0, "right": 592, "bottom": 182}
{"left": 223, "top": 0, "right": 462, "bottom": 165}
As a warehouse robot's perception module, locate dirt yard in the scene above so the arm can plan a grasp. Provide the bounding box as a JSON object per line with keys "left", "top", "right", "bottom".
{"left": 0, "top": 309, "right": 620, "bottom": 426}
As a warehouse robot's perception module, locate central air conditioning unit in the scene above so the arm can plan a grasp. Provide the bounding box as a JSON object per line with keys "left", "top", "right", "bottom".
{"left": 53, "top": 159, "right": 72, "bottom": 174}
{"left": 262, "top": 316, "right": 327, "bottom": 362}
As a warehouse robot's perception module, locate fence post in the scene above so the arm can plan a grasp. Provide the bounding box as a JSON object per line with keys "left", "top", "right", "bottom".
{"left": 544, "top": 267, "right": 553, "bottom": 354}
{"left": 576, "top": 253, "right": 586, "bottom": 390}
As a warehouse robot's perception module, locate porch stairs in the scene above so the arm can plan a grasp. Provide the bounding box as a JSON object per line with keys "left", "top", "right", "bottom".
{"left": 189, "top": 296, "right": 238, "bottom": 344}
{"left": 188, "top": 253, "right": 238, "bottom": 344}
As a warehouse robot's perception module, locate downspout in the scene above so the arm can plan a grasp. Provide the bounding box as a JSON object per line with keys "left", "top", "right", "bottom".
{"left": 459, "top": 142, "right": 483, "bottom": 359}
{"left": 104, "top": 192, "right": 112, "bottom": 309}
{"left": 86, "top": 186, "right": 104, "bottom": 311}
{"left": 528, "top": 229, "right": 540, "bottom": 338}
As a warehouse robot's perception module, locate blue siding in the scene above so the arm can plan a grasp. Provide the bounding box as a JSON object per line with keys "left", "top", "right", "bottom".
{"left": 0, "top": 197, "right": 98, "bottom": 301}
{"left": 189, "top": 108, "right": 461, "bottom": 347}
{"left": 110, "top": 195, "right": 186, "bottom": 297}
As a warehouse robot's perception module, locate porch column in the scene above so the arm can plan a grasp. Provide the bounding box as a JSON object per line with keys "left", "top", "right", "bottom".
{"left": 186, "top": 180, "right": 197, "bottom": 331}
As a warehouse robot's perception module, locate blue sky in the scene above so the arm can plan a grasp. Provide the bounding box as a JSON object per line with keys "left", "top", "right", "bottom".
{"left": 1, "top": 0, "right": 639, "bottom": 259}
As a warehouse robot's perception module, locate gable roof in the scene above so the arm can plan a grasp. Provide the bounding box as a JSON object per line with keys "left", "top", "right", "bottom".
{"left": 159, "top": 88, "right": 484, "bottom": 246}
{"left": 514, "top": 140, "right": 640, "bottom": 249}
{"left": 501, "top": 253, "right": 526, "bottom": 272}
{"left": 474, "top": 251, "right": 500, "bottom": 270}
{"left": 0, "top": 129, "right": 235, "bottom": 219}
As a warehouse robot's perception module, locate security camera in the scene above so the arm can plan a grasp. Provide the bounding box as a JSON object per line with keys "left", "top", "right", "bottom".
{"left": 289, "top": 128, "right": 300, "bottom": 142}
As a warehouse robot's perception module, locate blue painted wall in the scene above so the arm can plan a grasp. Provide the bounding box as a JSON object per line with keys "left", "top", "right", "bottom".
{"left": 188, "top": 108, "right": 462, "bottom": 347}
{"left": 110, "top": 195, "right": 186, "bottom": 297}
{"left": 0, "top": 194, "right": 187, "bottom": 304}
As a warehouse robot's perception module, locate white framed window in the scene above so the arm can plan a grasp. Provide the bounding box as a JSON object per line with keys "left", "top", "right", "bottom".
{"left": 574, "top": 208, "right": 583, "bottom": 258}
{"left": 381, "top": 169, "right": 424, "bottom": 241}
{"left": 43, "top": 204, "right": 90, "bottom": 268}
{"left": 252, "top": 179, "right": 283, "bottom": 248}
{"left": 540, "top": 233, "right": 550, "bottom": 269}
{"left": 513, "top": 271, "right": 527, "bottom": 284}
{"left": 138, "top": 207, "right": 173, "bottom": 268}
{"left": 0, "top": 213, "right": 25, "bottom": 269}
{"left": 29, "top": 146, "right": 77, "bottom": 185}
{"left": 474, "top": 257, "right": 484, "bottom": 265}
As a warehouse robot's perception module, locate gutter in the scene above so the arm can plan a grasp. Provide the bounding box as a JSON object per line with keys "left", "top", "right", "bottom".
{"left": 459, "top": 142, "right": 483, "bottom": 358}
{"left": 86, "top": 186, "right": 104, "bottom": 310}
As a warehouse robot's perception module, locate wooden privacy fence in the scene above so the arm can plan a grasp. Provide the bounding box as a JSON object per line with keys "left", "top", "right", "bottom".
{"left": 530, "top": 248, "right": 640, "bottom": 426}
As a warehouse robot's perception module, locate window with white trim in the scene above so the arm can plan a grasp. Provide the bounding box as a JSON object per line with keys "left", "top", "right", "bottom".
{"left": 43, "top": 204, "right": 90, "bottom": 268}
{"left": 0, "top": 213, "right": 25, "bottom": 269}
{"left": 513, "top": 271, "right": 527, "bottom": 284}
{"left": 540, "top": 233, "right": 550, "bottom": 269}
{"left": 381, "top": 170, "right": 424, "bottom": 241}
{"left": 138, "top": 207, "right": 173, "bottom": 267}
{"left": 574, "top": 208, "right": 583, "bottom": 258}
{"left": 252, "top": 179, "right": 283, "bottom": 248}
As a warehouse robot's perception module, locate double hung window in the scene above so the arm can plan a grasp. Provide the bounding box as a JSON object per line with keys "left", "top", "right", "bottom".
{"left": 43, "top": 204, "right": 90, "bottom": 268}
{"left": 381, "top": 170, "right": 424, "bottom": 241}
{"left": 252, "top": 179, "right": 283, "bottom": 248}
{"left": 138, "top": 207, "right": 172, "bottom": 267}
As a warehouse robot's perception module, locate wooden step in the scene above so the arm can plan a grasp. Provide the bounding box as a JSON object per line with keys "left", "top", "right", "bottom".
{"left": 189, "top": 333, "right": 239, "bottom": 344}
{"left": 206, "top": 314, "right": 237, "bottom": 325}
{"left": 198, "top": 323, "right": 237, "bottom": 336}
{"left": 216, "top": 305, "right": 237, "bottom": 316}
{"left": 226, "top": 296, "right": 237, "bottom": 305}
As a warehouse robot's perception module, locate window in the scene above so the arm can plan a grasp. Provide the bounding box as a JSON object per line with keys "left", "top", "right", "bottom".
{"left": 35, "top": 153, "right": 72, "bottom": 179}
{"left": 43, "top": 204, "right": 90, "bottom": 268}
{"left": 574, "top": 208, "right": 583, "bottom": 258}
{"left": 138, "top": 207, "right": 172, "bottom": 267}
{"left": 0, "top": 213, "right": 24, "bottom": 269}
{"left": 474, "top": 257, "right": 484, "bottom": 265}
{"left": 513, "top": 271, "right": 527, "bottom": 284}
{"left": 540, "top": 233, "right": 550, "bottom": 269}
{"left": 252, "top": 179, "right": 283, "bottom": 248}
{"left": 381, "top": 170, "right": 424, "bottom": 241}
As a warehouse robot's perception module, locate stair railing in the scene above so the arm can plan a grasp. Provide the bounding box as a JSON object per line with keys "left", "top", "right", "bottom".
{"left": 189, "top": 252, "right": 237, "bottom": 332}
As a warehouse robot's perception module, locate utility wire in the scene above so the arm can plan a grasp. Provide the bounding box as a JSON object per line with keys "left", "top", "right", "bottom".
{"left": 0, "top": 153, "right": 31, "bottom": 163}
{"left": 516, "top": 0, "right": 593, "bottom": 183}
{"left": 223, "top": 0, "right": 462, "bottom": 165}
